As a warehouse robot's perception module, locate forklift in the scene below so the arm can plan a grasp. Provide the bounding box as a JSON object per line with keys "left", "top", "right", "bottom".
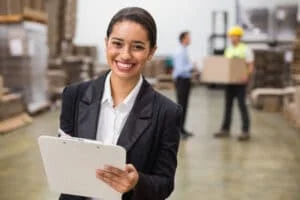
{"left": 207, "top": 11, "right": 228, "bottom": 88}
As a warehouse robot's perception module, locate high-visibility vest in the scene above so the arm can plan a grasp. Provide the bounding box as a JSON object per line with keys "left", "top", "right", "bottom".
{"left": 224, "top": 43, "right": 247, "bottom": 59}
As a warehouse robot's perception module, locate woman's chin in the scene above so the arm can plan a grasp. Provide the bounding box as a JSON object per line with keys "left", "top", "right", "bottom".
{"left": 111, "top": 69, "right": 139, "bottom": 81}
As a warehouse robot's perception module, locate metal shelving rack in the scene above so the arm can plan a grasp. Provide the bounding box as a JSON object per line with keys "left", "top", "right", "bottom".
{"left": 208, "top": 11, "right": 228, "bottom": 56}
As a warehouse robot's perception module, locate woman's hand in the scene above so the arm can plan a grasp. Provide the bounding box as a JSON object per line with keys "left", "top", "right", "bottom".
{"left": 96, "top": 164, "right": 139, "bottom": 193}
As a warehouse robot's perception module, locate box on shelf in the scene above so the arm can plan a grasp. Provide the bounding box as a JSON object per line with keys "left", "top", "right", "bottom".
{"left": 201, "top": 56, "right": 247, "bottom": 84}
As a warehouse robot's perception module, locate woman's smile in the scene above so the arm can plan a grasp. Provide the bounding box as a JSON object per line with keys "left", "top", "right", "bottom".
{"left": 114, "top": 60, "right": 137, "bottom": 72}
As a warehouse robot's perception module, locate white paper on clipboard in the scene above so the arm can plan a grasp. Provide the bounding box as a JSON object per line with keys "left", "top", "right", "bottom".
{"left": 38, "top": 135, "right": 126, "bottom": 200}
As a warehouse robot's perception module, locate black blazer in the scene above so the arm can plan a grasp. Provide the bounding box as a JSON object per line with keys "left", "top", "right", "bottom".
{"left": 59, "top": 72, "right": 182, "bottom": 200}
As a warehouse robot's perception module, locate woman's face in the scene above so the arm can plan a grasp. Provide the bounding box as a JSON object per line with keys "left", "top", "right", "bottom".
{"left": 106, "top": 20, "right": 156, "bottom": 81}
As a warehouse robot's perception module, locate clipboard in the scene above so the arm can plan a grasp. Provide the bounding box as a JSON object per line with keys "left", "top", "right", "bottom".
{"left": 38, "top": 135, "right": 126, "bottom": 199}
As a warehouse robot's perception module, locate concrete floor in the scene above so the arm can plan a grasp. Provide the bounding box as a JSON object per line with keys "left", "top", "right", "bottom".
{"left": 0, "top": 86, "right": 300, "bottom": 200}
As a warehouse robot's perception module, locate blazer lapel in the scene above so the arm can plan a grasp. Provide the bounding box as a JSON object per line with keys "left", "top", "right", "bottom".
{"left": 77, "top": 74, "right": 107, "bottom": 140}
{"left": 117, "top": 80, "right": 155, "bottom": 151}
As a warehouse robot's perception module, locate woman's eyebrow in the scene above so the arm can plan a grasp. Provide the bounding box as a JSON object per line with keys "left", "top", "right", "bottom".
{"left": 111, "top": 37, "right": 145, "bottom": 45}
{"left": 111, "top": 37, "right": 123, "bottom": 41}
{"left": 132, "top": 41, "right": 145, "bottom": 45}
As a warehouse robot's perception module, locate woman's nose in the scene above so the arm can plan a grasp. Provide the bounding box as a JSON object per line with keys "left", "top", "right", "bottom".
{"left": 120, "top": 47, "right": 132, "bottom": 60}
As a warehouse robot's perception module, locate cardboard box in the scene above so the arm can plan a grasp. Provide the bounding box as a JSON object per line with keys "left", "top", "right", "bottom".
{"left": 201, "top": 56, "right": 247, "bottom": 84}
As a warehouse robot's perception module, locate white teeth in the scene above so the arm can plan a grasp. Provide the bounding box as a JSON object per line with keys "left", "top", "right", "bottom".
{"left": 117, "top": 62, "right": 133, "bottom": 69}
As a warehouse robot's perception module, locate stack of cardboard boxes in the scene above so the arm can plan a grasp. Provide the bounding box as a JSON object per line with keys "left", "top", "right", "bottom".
{"left": 73, "top": 45, "right": 99, "bottom": 79}
{"left": 47, "top": 56, "right": 97, "bottom": 101}
{"left": 73, "top": 45, "right": 98, "bottom": 60}
{"left": 0, "top": 0, "right": 23, "bottom": 15}
{"left": 47, "top": 0, "right": 101, "bottom": 100}
{"left": 249, "top": 50, "right": 288, "bottom": 112}
{"left": 60, "top": 0, "right": 77, "bottom": 41}
{"left": 0, "top": 21, "right": 49, "bottom": 114}
{"left": 47, "top": 0, "right": 77, "bottom": 58}
{"left": 63, "top": 56, "right": 90, "bottom": 85}
{"left": 47, "top": 0, "right": 61, "bottom": 58}
{"left": 47, "top": 59, "right": 66, "bottom": 100}
{"left": 252, "top": 50, "right": 286, "bottom": 89}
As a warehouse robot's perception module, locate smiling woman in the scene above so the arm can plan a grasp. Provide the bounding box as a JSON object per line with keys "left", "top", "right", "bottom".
{"left": 59, "top": 7, "right": 182, "bottom": 200}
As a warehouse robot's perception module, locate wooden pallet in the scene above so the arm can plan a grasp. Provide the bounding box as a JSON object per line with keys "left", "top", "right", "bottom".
{"left": 0, "top": 15, "right": 23, "bottom": 23}
{"left": 0, "top": 113, "right": 32, "bottom": 134}
{"left": 0, "top": 7, "right": 47, "bottom": 24}
{"left": 23, "top": 7, "right": 47, "bottom": 24}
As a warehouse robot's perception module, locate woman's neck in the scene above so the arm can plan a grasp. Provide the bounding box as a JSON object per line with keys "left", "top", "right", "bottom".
{"left": 110, "top": 73, "right": 140, "bottom": 107}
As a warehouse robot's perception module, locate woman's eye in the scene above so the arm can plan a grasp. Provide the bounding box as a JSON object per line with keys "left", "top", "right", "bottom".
{"left": 133, "top": 45, "right": 145, "bottom": 50}
{"left": 112, "top": 41, "right": 122, "bottom": 48}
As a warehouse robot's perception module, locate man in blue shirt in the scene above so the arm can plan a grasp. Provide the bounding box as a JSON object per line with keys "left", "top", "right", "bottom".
{"left": 173, "top": 31, "right": 194, "bottom": 138}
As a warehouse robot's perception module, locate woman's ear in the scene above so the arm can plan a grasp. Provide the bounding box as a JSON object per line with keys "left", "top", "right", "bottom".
{"left": 148, "top": 46, "right": 157, "bottom": 61}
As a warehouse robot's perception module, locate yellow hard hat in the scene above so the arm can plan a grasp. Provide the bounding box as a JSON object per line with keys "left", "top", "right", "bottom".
{"left": 228, "top": 26, "right": 244, "bottom": 37}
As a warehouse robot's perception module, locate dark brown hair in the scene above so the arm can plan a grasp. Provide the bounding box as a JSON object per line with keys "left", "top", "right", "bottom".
{"left": 179, "top": 31, "right": 189, "bottom": 43}
{"left": 106, "top": 7, "right": 157, "bottom": 48}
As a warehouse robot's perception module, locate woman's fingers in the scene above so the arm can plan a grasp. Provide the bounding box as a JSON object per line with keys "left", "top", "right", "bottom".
{"left": 96, "top": 169, "right": 128, "bottom": 193}
{"left": 96, "top": 164, "right": 139, "bottom": 193}
{"left": 96, "top": 169, "right": 128, "bottom": 187}
{"left": 104, "top": 165, "right": 126, "bottom": 177}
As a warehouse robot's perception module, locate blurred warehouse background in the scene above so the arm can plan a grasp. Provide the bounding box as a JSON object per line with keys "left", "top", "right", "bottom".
{"left": 0, "top": 0, "right": 300, "bottom": 199}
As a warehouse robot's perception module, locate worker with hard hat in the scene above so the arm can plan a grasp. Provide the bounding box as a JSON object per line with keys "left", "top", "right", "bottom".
{"left": 214, "top": 25, "right": 254, "bottom": 141}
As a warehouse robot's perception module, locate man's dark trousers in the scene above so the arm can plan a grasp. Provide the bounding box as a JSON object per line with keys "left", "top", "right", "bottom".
{"left": 175, "top": 77, "right": 191, "bottom": 131}
{"left": 221, "top": 84, "right": 250, "bottom": 133}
